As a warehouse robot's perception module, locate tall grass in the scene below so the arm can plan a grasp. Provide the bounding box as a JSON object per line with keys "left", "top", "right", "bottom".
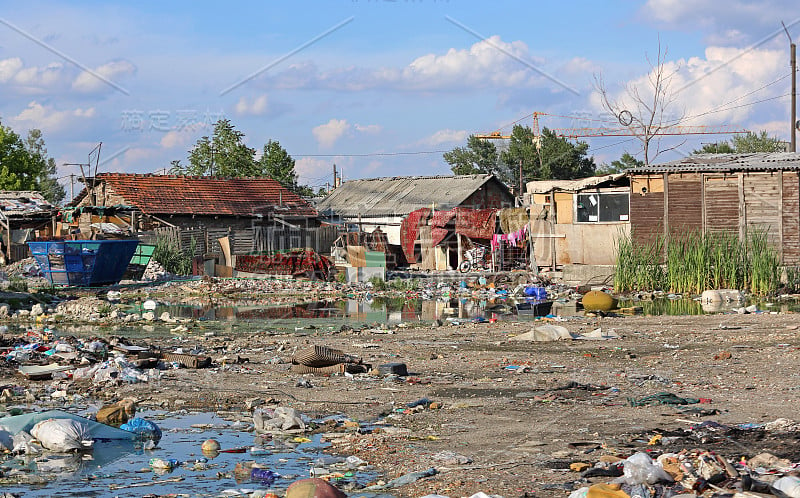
{"left": 614, "top": 229, "right": 780, "bottom": 295}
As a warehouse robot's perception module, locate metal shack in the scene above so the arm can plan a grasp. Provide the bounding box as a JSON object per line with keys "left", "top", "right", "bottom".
{"left": 524, "top": 174, "right": 629, "bottom": 269}
{"left": 626, "top": 153, "right": 800, "bottom": 264}
{"left": 317, "top": 174, "right": 515, "bottom": 267}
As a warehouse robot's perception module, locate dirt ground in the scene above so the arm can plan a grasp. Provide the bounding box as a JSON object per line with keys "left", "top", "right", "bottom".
{"left": 51, "top": 310, "right": 795, "bottom": 497}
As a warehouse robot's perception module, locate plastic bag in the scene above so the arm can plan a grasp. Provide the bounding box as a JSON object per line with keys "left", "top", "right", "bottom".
{"left": 12, "top": 431, "right": 42, "bottom": 454}
{"left": 773, "top": 476, "right": 800, "bottom": 498}
{"left": 30, "top": 419, "right": 93, "bottom": 452}
{"left": 613, "top": 452, "right": 673, "bottom": 485}
{"left": 254, "top": 407, "right": 305, "bottom": 432}
{"left": 120, "top": 418, "right": 162, "bottom": 442}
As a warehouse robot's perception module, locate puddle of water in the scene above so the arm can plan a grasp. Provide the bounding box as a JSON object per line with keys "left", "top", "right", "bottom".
{"left": 617, "top": 297, "right": 800, "bottom": 315}
{"left": 3, "top": 410, "right": 380, "bottom": 497}
{"left": 126, "top": 297, "right": 549, "bottom": 328}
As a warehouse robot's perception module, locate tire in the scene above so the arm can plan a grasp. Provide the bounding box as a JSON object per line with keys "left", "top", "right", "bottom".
{"left": 458, "top": 261, "right": 471, "bottom": 273}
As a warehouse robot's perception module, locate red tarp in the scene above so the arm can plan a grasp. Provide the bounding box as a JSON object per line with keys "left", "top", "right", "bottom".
{"left": 431, "top": 208, "right": 457, "bottom": 247}
{"left": 400, "top": 208, "right": 431, "bottom": 263}
{"left": 456, "top": 208, "right": 497, "bottom": 240}
{"left": 235, "top": 250, "right": 332, "bottom": 279}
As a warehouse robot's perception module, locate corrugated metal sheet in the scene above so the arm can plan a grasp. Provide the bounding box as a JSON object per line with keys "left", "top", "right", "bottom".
{"left": 526, "top": 173, "right": 627, "bottom": 194}
{"left": 316, "top": 174, "right": 509, "bottom": 217}
{"left": 628, "top": 153, "right": 800, "bottom": 174}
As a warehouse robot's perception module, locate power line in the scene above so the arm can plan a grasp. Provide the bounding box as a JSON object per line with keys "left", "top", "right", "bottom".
{"left": 682, "top": 73, "right": 793, "bottom": 122}
{"left": 295, "top": 150, "right": 449, "bottom": 158}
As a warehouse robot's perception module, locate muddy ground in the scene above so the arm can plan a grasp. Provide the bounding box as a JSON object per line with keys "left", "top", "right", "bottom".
{"left": 12, "top": 308, "right": 798, "bottom": 497}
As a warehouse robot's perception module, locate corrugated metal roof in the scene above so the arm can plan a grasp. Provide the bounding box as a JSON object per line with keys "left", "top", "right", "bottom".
{"left": 316, "top": 174, "right": 504, "bottom": 217}
{"left": 526, "top": 173, "right": 627, "bottom": 194}
{"left": 627, "top": 153, "right": 800, "bottom": 174}
{"left": 0, "top": 191, "right": 54, "bottom": 216}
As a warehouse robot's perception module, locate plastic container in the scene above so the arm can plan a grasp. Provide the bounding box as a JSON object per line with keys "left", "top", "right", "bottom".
{"left": 28, "top": 240, "right": 139, "bottom": 286}
{"left": 251, "top": 468, "right": 278, "bottom": 485}
{"left": 524, "top": 286, "right": 548, "bottom": 300}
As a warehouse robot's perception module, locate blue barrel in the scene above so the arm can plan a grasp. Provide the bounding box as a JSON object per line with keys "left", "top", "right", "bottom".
{"left": 28, "top": 240, "right": 139, "bottom": 286}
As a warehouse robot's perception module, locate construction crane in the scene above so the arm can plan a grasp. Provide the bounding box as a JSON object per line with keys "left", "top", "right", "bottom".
{"left": 476, "top": 111, "right": 749, "bottom": 142}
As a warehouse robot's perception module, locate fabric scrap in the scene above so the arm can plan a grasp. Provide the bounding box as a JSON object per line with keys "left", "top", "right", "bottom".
{"left": 456, "top": 208, "right": 496, "bottom": 240}
{"left": 627, "top": 392, "right": 700, "bottom": 407}
{"left": 400, "top": 208, "right": 431, "bottom": 263}
{"left": 431, "top": 208, "right": 457, "bottom": 247}
{"left": 499, "top": 207, "right": 529, "bottom": 234}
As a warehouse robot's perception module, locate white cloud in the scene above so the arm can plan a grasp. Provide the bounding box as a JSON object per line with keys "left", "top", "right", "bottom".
{"left": 14, "top": 62, "right": 65, "bottom": 87}
{"left": 0, "top": 58, "right": 23, "bottom": 83}
{"left": 12, "top": 101, "right": 95, "bottom": 132}
{"left": 160, "top": 129, "right": 194, "bottom": 149}
{"left": 592, "top": 45, "right": 786, "bottom": 129}
{"left": 72, "top": 60, "right": 136, "bottom": 93}
{"left": 639, "top": 0, "right": 796, "bottom": 42}
{"left": 423, "top": 129, "right": 468, "bottom": 146}
{"left": 313, "top": 119, "right": 350, "bottom": 148}
{"left": 312, "top": 119, "right": 383, "bottom": 148}
{"left": 234, "top": 94, "right": 269, "bottom": 116}
{"left": 264, "top": 35, "right": 562, "bottom": 93}
{"left": 295, "top": 157, "right": 331, "bottom": 185}
{"left": 354, "top": 123, "right": 382, "bottom": 134}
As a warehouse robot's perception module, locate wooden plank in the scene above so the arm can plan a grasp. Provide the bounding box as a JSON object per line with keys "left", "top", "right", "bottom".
{"left": 667, "top": 173, "right": 703, "bottom": 236}
{"left": 703, "top": 175, "right": 739, "bottom": 234}
{"left": 783, "top": 171, "right": 800, "bottom": 264}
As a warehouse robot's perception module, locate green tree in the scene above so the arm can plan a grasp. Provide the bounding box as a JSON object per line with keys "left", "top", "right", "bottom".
{"left": 500, "top": 125, "right": 596, "bottom": 180}
{"left": 692, "top": 141, "right": 735, "bottom": 154}
{"left": 25, "top": 129, "right": 65, "bottom": 204}
{"left": 257, "top": 140, "right": 298, "bottom": 189}
{"left": 443, "top": 135, "right": 511, "bottom": 183}
{"left": 185, "top": 119, "right": 257, "bottom": 176}
{"left": 731, "top": 130, "right": 785, "bottom": 152}
{"left": 692, "top": 130, "right": 784, "bottom": 154}
{"left": 0, "top": 124, "right": 65, "bottom": 204}
{"left": 596, "top": 152, "right": 644, "bottom": 175}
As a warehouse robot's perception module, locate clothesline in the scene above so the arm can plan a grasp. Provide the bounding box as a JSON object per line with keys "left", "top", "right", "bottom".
{"left": 491, "top": 224, "right": 528, "bottom": 252}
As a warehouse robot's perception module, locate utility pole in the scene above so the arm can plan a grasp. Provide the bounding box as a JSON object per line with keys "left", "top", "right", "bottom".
{"left": 69, "top": 174, "right": 75, "bottom": 200}
{"left": 784, "top": 21, "right": 797, "bottom": 152}
{"left": 333, "top": 163, "right": 337, "bottom": 189}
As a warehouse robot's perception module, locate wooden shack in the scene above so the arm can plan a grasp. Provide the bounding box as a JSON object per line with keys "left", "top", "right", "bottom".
{"left": 627, "top": 153, "right": 800, "bottom": 264}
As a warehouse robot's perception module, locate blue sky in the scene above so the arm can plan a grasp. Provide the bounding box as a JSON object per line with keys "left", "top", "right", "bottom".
{"left": 0, "top": 0, "right": 798, "bottom": 196}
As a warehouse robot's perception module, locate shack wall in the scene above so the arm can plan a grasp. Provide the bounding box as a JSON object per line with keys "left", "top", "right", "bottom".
{"left": 629, "top": 171, "right": 800, "bottom": 265}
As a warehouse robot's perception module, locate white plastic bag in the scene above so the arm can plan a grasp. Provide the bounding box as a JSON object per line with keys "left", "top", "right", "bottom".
{"left": 30, "top": 419, "right": 93, "bottom": 452}
{"left": 613, "top": 452, "right": 674, "bottom": 485}
{"left": 773, "top": 476, "right": 800, "bottom": 498}
{"left": 12, "top": 430, "right": 42, "bottom": 454}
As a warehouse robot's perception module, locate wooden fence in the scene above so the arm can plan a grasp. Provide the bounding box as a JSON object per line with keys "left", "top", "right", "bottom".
{"left": 142, "top": 225, "right": 339, "bottom": 256}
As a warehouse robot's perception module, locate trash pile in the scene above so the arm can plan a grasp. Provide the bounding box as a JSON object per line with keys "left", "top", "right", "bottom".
{"left": 561, "top": 419, "right": 800, "bottom": 498}
{"left": 2, "top": 328, "right": 211, "bottom": 383}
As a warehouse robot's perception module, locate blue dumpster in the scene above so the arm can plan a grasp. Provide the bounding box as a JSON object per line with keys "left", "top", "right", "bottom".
{"left": 28, "top": 240, "right": 140, "bottom": 286}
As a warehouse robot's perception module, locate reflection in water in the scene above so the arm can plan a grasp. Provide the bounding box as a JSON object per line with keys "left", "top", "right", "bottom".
{"left": 151, "top": 297, "right": 535, "bottom": 325}
{"left": 143, "top": 296, "right": 800, "bottom": 325}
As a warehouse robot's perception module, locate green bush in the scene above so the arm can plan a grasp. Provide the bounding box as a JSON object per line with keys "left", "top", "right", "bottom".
{"left": 153, "top": 236, "right": 194, "bottom": 276}
{"left": 8, "top": 277, "right": 28, "bottom": 293}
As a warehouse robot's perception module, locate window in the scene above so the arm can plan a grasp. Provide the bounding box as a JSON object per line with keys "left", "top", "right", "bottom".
{"left": 576, "top": 192, "right": 629, "bottom": 223}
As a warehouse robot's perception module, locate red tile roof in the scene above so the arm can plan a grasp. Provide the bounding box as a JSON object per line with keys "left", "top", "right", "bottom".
{"left": 94, "top": 173, "right": 317, "bottom": 217}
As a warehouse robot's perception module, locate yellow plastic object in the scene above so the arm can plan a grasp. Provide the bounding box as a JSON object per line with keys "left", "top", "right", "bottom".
{"left": 581, "top": 291, "right": 618, "bottom": 311}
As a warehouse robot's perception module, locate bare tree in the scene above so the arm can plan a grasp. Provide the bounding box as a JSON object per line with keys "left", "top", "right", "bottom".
{"left": 595, "top": 40, "right": 685, "bottom": 164}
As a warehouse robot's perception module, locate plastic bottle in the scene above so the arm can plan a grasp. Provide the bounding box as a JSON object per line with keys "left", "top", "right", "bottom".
{"left": 149, "top": 458, "right": 179, "bottom": 470}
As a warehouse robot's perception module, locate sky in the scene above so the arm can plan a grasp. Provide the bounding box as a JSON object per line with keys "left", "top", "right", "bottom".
{"left": 0, "top": 0, "right": 798, "bottom": 198}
